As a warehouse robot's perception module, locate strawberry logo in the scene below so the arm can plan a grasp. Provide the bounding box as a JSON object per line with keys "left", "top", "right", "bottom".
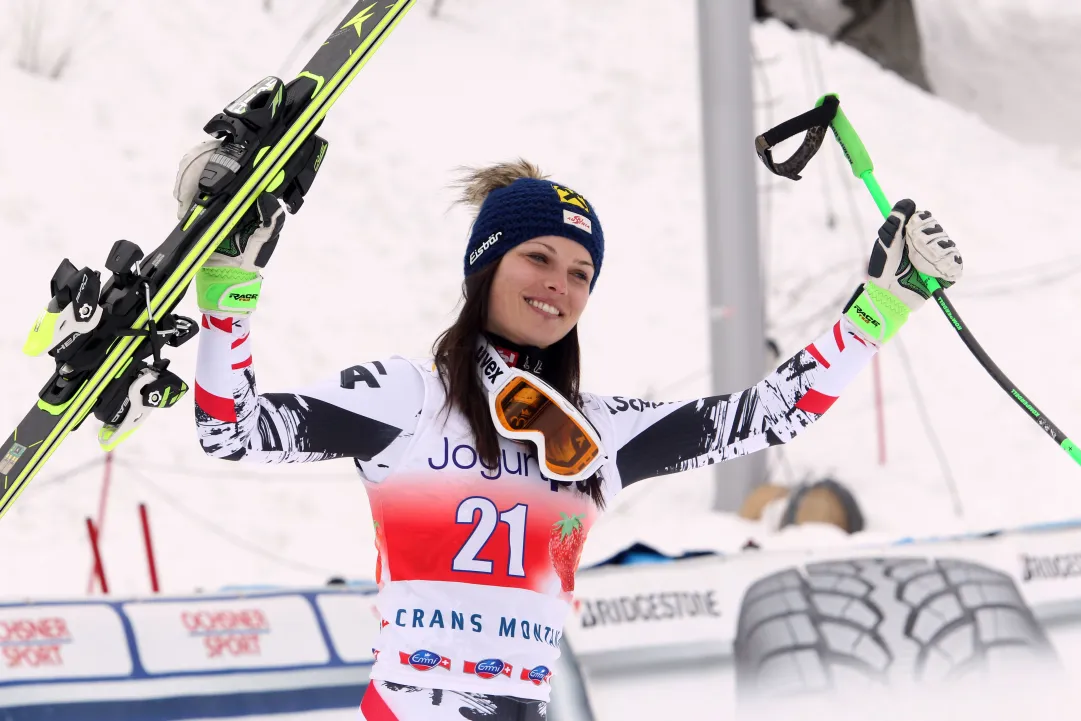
{"left": 548, "top": 512, "right": 586, "bottom": 592}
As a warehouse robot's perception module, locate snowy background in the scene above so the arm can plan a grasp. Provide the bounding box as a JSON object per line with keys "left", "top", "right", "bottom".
{"left": 1, "top": 0, "right": 1080, "bottom": 614}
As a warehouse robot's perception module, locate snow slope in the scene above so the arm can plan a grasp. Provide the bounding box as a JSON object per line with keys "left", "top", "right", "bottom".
{"left": 0, "top": 0, "right": 1080, "bottom": 599}
{"left": 914, "top": 0, "right": 1081, "bottom": 162}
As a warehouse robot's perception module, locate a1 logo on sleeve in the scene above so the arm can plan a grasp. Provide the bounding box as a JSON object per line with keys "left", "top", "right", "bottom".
{"left": 399, "top": 649, "right": 452, "bottom": 671}
{"left": 463, "top": 658, "right": 513, "bottom": 679}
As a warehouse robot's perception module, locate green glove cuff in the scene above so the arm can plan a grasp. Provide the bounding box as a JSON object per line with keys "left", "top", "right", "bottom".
{"left": 196, "top": 267, "right": 262, "bottom": 313}
{"left": 844, "top": 282, "right": 910, "bottom": 344}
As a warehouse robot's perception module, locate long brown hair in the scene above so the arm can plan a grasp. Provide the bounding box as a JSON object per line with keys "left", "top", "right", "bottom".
{"left": 431, "top": 160, "right": 605, "bottom": 507}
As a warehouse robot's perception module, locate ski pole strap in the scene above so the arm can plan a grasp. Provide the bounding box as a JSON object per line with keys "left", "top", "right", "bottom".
{"left": 754, "top": 94, "right": 839, "bottom": 180}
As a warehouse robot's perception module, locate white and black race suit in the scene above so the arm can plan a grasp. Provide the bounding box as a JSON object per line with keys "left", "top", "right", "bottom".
{"left": 194, "top": 311, "right": 876, "bottom": 705}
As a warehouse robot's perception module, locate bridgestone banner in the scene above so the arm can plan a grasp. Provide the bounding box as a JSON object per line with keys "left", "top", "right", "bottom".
{"left": 565, "top": 523, "right": 1081, "bottom": 718}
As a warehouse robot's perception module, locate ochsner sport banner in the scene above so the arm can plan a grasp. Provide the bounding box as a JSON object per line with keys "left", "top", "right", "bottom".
{"left": 0, "top": 588, "right": 381, "bottom": 721}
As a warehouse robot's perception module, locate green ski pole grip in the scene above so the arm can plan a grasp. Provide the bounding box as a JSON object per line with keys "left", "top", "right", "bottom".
{"left": 816, "top": 94, "right": 874, "bottom": 177}
{"left": 817, "top": 92, "right": 936, "bottom": 287}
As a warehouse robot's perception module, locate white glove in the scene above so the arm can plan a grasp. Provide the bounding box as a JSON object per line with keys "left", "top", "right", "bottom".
{"left": 868, "top": 198, "right": 963, "bottom": 311}
{"left": 176, "top": 139, "right": 286, "bottom": 314}
{"left": 173, "top": 138, "right": 286, "bottom": 272}
{"left": 173, "top": 139, "right": 221, "bottom": 221}
{"left": 844, "top": 199, "right": 963, "bottom": 344}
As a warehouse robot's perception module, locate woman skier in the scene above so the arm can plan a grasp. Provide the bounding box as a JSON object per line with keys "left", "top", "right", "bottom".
{"left": 175, "top": 144, "right": 962, "bottom": 719}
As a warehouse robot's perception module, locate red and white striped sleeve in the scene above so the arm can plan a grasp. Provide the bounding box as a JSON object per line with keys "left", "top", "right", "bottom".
{"left": 596, "top": 315, "right": 878, "bottom": 487}
{"left": 795, "top": 316, "right": 876, "bottom": 416}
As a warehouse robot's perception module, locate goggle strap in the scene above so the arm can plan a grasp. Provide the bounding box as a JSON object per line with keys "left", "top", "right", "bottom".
{"left": 474, "top": 338, "right": 514, "bottom": 395}
{"left": 474, "top": 337, "right": 607, "bottom": 483}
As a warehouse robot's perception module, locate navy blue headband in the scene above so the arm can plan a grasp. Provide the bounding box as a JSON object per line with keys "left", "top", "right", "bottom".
{"left": 464, "top": 178, "right": 604, "bottom": 291}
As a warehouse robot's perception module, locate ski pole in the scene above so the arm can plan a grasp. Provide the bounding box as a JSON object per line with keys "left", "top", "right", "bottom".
{"left": 754, "top": 93, "right": 1081, "bottom": 467}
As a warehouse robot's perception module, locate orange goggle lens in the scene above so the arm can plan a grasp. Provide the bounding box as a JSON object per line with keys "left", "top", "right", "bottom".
{"left": 493, "top": 377, "right": 600, "bottom": 478}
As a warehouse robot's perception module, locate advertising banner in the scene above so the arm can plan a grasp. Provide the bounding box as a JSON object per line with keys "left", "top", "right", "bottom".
{"left": 567, "top": 526, "right": 1081, "bottom": 721}
{"left": 0, "top": 605, "right": 131, "bottom": 682}
{"left": 124, "top": 595, "right": 330, "bottom": 673}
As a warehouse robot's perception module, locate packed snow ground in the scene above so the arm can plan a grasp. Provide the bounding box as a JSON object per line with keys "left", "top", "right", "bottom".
{"left": 0, "top": 0, "right": 1080, "bottom": 602}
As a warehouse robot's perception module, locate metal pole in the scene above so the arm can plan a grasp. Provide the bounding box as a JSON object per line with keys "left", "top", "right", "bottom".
{"left": 697, "top": 0, "right": 767, "bottom": 511}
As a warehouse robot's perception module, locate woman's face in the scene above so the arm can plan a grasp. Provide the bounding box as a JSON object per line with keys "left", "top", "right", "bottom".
{"left": 485, "top": 236, "right": 594, "bottom": 348}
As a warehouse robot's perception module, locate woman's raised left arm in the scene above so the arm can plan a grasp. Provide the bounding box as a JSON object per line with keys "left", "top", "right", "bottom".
{"left": 600, "top": 199, "right": 963, "bottom": 488}
{"left": 595, "top": 313, "right": 874, "bottom": 487}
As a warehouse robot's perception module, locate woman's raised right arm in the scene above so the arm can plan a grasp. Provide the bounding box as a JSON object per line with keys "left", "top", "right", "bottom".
{"left": 173, "top": 142, "right": 423, "bottom": 466}
{"left": 195, "top": 311, "right": 423, "bottom": 464}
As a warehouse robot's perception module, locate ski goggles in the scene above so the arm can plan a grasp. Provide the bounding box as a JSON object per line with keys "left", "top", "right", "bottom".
{"left": 475, "top": 338, "right": 606, "bottom": 483}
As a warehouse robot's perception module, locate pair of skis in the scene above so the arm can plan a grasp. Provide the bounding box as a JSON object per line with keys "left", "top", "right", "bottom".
{"left": 0, "top": 1, "right": 416, "bottom": 522}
